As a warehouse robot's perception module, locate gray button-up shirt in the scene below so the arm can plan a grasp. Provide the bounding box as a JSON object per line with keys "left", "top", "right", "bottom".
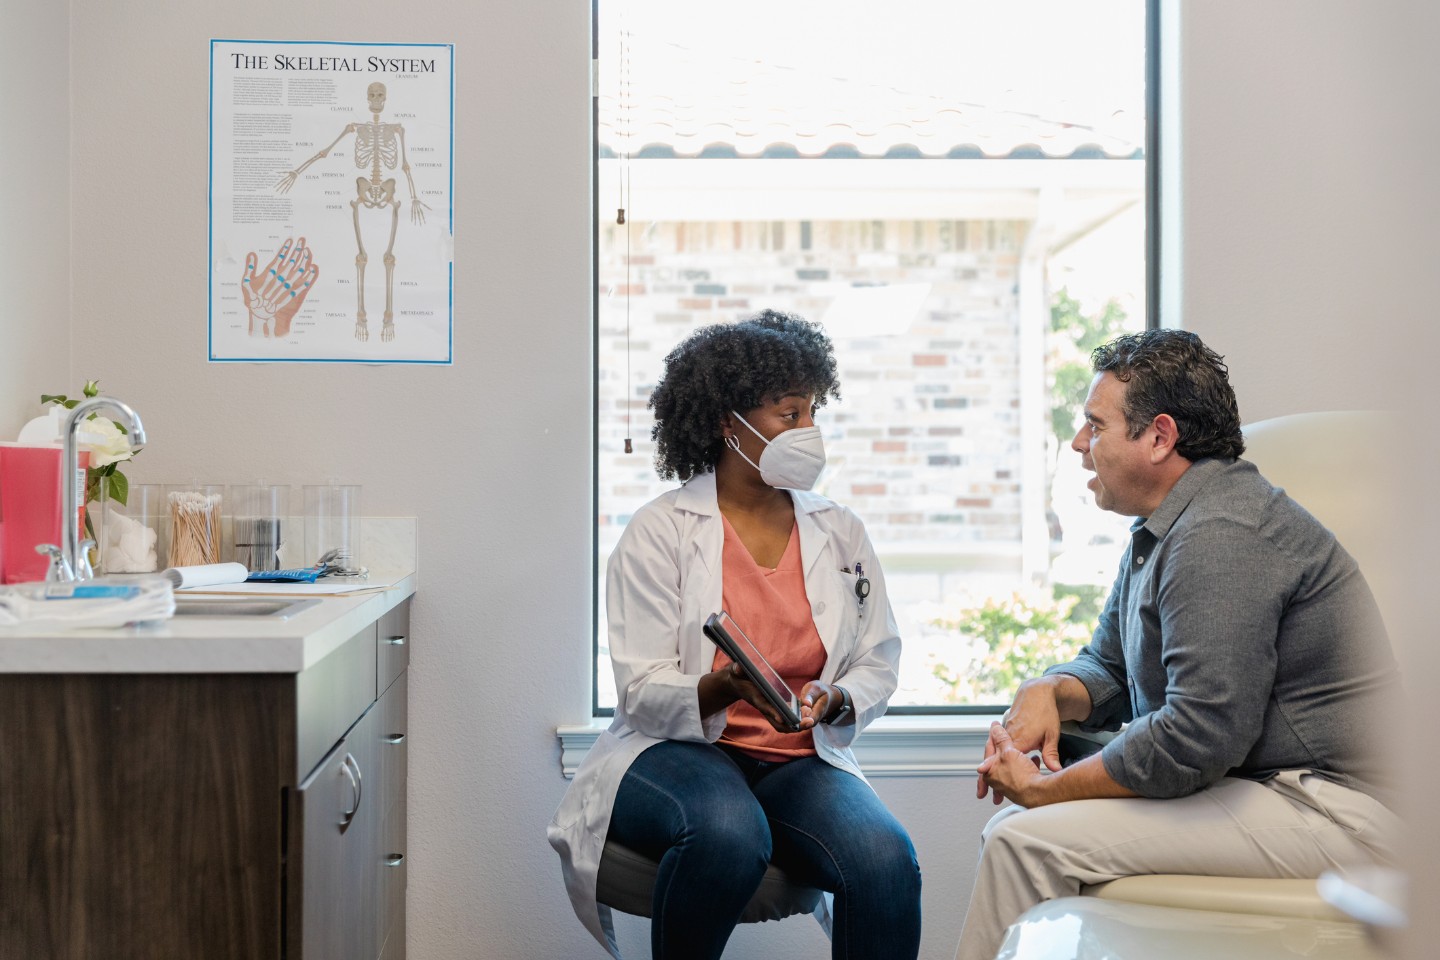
{"left": 1048, "top": 457, "right": 1400, "bottom": 807}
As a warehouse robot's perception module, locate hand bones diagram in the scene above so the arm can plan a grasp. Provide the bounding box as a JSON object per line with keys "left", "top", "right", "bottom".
{"left": 276, "top": 82, "right": 430, "bottom": 343}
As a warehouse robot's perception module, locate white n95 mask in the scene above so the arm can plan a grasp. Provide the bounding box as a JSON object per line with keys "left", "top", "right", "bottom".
{"left": 726, "top": 410, "right": 827, "bottom": 490}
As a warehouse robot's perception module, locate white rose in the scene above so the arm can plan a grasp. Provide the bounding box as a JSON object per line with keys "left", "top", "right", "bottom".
{"left": 79, "top": 416, "right": 134, "bottom": 467}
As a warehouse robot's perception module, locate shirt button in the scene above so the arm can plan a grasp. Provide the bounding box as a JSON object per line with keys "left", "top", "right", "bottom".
{"left": 1135, "top": 555, "right": 1145, "bottom": 565}
{"left": 814, "top": 602, "right": 826, "bottom": 615}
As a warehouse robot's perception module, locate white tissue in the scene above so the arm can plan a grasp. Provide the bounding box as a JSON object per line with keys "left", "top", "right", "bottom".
{"left": 0, "top": 577, "right": 175, "bottom": 628}
{"left": 15, "top": 406, "right": 67, "bottom": 444}
{"left": 103, "top": 508, "right": 159, "bottom": 573}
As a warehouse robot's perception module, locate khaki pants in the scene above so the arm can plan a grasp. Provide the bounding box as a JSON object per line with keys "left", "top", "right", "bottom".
{"left": 954, "top": 772, "right": 1398, "bottom": 960}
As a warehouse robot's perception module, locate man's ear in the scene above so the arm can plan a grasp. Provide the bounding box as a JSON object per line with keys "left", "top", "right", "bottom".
{"left": 1150, "top": 413, "right": 1180, "bottom": 462}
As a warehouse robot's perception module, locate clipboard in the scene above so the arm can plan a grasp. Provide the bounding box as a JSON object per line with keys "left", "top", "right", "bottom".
{"left": 703, "top": 610, "right": 803, "bottom": 732}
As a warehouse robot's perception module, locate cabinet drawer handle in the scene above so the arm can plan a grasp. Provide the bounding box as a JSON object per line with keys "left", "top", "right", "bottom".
{"left": 385, "top": 635, "right": 407, "bottom": 646}
{"left": 339, "top": 753, "right": 363, "bottom": 827}
{"left": 384, "top": 854, "right": 406, "bottom": 867}
{"left": 382, "top": 734, "right": 407, "bottom": 744}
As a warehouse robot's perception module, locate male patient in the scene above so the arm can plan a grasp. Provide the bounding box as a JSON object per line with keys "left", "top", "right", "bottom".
{"left": 954, "top": 330, "right": 1401, "bottom": 960}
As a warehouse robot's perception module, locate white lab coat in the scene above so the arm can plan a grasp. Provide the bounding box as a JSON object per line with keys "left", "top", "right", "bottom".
{"left": 547, "top": 471, "right": 902, "bottom": 957}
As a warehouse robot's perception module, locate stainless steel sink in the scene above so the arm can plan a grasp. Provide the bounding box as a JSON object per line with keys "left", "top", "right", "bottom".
{"left": 171, "top": 598, "right": 320, "bottom": 619}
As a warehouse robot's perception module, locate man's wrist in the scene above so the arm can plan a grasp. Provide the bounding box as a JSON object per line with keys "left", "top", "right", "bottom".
{"left": 823, "top": 685, "right": 852, "bottom": 725}
{"left": 1020, "top": 772, "right": 1056, "bottom": 808}
{"left": 1034, "top": 671, "right": 1093, "bottom": 723}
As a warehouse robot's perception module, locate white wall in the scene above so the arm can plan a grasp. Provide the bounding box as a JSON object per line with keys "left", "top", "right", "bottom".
{"left": 1179, "top": 4, "right": 1437, "bottom": 957}
{"left": 1175, "top": 1, "right": 1431, "bottom": 422}
{"left": 0, "top": 0, "right": 69, "bottom": 439}
{"left": 1, "top": 0, "right": 1429, "bottom": 957}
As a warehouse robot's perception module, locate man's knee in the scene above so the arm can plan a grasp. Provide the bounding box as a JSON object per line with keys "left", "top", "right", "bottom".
{"left": 979, "top": 803, "right": 1031, "bottom": 850}
{"left": 976, "top": 803, "right": 1073, "bottom": 878}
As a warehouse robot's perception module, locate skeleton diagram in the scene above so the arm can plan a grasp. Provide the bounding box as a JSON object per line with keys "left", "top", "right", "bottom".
{"left": 276, "top": 82, "right": 430, "bottom": 342}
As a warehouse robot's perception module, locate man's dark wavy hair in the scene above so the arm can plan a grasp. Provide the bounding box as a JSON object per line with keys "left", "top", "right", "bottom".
{"left": 648, "top": 310, "right": 840, "bottom": 481}
{"left": 1091, "top": 329, "right": 1245, "bottom": 461}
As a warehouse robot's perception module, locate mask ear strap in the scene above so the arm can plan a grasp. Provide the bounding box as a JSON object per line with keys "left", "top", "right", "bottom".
{"left": 730, "top": 410, "right": 769, "bottom": 445}
{"left": 725, "top": 433, "right": 764, "bottom": 474}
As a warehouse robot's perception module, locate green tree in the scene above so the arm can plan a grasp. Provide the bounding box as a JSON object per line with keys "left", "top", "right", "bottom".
{"left": 929, "top": 587, "right": 1094, "bottom": 702}
{"left": 1048, "top": 289, "right": 1129, "bottom": 448}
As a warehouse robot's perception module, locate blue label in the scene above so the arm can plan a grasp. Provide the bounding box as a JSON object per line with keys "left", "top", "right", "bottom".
{"left": 45, "top": 585, "right": 143, "bottom": 600}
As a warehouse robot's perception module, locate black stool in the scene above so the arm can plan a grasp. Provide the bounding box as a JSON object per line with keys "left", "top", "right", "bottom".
{"left": 596, "top": 839, "right": 822, "bottom": 924}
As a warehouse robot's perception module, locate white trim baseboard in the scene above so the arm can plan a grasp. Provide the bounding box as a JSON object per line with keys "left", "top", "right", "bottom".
{"left": 555, "top": 714, "right": 997, "bottom": 778}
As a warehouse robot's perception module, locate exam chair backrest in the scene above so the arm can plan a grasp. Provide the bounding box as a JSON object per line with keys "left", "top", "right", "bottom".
{"left": 1240, "top": 410, "right": 1403, "bottom": 661}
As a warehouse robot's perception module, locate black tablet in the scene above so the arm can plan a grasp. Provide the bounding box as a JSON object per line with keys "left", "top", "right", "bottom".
{"left": 703, "top": 611, "right": 803, "bottom": 732}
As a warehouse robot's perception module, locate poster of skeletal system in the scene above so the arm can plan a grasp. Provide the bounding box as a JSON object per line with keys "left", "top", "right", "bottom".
{"left": 209, "top": 40, "right": 454, "bottom": 363}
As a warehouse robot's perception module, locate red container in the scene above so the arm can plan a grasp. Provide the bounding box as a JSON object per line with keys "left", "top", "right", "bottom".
{"left": 0, "top": 444, "right": 91, "bottom": 584}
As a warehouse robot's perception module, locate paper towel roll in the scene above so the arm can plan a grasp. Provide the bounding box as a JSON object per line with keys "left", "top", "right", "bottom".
{"left": 162, "top": 562, "right": 249, "bottom": 589}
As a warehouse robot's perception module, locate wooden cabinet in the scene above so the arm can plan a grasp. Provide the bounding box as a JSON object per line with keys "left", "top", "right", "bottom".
{"left": 0, "top": 597, "right": 411, "bottom": 960}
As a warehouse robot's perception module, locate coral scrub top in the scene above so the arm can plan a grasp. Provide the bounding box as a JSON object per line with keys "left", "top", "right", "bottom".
{"left": 713, "top": 512, "right": 827, "bottom": 760}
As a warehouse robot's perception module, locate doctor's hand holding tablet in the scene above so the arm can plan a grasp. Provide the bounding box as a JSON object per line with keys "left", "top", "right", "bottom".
{"left": 703, "top": 610, "right": 854, "bottom": 733}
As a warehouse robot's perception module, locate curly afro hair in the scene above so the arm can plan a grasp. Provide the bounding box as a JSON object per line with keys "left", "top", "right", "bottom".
{"left": 648, "top": 309, "right": 841, "bottom": 481}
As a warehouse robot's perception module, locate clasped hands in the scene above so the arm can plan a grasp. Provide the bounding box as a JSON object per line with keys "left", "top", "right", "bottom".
{"left": 976, "top": 681, "right": 1065, "bottom": 808}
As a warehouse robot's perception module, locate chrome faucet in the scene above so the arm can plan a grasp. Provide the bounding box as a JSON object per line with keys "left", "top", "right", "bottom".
{"left": 39, "top": 397, "right": 148, "bottom": 582}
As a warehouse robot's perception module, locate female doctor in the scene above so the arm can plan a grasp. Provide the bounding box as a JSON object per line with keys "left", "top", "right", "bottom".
{"left": 549, "top": 311, "right": 921, "bottom": 959}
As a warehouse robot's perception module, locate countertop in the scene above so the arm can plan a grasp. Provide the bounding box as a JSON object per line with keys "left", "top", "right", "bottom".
{"left": 0, "top": 569, "right": 416, "bottom": 674}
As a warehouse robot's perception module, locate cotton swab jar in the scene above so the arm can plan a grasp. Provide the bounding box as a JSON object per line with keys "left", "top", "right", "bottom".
{"left": 163, "top": 483, "right": 226, "bottom": 568}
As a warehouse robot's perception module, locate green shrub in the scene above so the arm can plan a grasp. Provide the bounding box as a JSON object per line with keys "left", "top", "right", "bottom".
{"left": 929, "top": 586, "right": 1099, "bottom": 702}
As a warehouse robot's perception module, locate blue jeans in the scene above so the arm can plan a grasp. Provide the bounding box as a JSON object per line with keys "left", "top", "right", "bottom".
{"left": 607, "top": 739, "right": 922, "bottom": 960}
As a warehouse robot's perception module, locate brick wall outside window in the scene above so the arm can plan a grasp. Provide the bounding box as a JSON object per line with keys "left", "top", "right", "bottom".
{"left": 598, "top": 217, "right": 1031, "bottom": 561}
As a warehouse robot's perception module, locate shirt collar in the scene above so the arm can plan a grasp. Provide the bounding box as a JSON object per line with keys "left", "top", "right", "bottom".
{"left": 674, "top": 469, "right": 833, "bottom": 517}
{"left": 675, "top": 470, "right": 720, "bottom": 515}
{"left": 1140, "top": 457, "right": 1230, "bottom": 539}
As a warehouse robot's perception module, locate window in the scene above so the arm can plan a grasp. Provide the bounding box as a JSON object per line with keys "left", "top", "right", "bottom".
{"left": 595, "top": 0, "right": 1154, "bottom": 712}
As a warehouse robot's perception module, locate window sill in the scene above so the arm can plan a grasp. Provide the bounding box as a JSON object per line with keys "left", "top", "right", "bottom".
{"left": 555, "top": 714, "right": 997, "bottom": 778}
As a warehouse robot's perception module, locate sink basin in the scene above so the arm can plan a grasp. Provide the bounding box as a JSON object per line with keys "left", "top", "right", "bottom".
{"left": 171, "top": 598, "right": 320, "bottom": 619}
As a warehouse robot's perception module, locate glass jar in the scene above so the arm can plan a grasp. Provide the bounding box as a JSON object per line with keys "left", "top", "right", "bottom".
{"left": 163, "top": 482, "right": 226, "bottom": 568}
{"left": 304, "top": 483, "right": 361, "bottom": 574}
{"left": 99, "top": 483, "right": 163, "bottom": 573}
{"left": 230, "top": 482, "right": 291, "bottom": 572}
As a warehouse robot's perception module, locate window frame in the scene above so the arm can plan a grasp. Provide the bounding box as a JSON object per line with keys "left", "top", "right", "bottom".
{"left": 590, "top": 0, "right": 1162, "bottom": 718}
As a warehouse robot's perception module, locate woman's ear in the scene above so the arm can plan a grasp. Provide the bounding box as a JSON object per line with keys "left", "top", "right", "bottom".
{"left": 718, "top": 411, "right": 734, "bottom": 440}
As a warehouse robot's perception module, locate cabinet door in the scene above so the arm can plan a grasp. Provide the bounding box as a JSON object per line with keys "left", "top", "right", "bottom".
{"left": 375, "top": 674, "right": 408, "bottom": 959}
{"left": 0, "top": 673, "right": 288, "bottom": 960}
{"left": 297, "top": 703, "right": 379, "bottom": 960}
